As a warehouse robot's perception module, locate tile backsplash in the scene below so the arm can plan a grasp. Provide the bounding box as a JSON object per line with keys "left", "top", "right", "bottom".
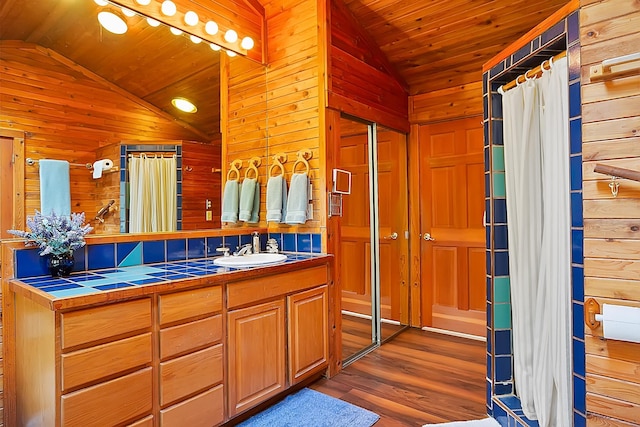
{"left": 14, "top": 232, "right": 323, "bottom": 279}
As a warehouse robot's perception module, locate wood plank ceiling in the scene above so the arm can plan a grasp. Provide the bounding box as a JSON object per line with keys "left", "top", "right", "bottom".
{"left": 341, "top": 0, "right": 569, "bottom": 95}
{"left": 0, "top": 0, "right": 223, "bottom": 141}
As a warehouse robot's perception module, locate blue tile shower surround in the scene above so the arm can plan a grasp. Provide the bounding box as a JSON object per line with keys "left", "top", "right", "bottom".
{"left": 14, "top": 232, "right": 324, "bottom": 279}
{"left": 484, "top": 10, "right": 585, "bottom": 426}
{"left": 15, "top": 254, "right": 318, "bottom": 299}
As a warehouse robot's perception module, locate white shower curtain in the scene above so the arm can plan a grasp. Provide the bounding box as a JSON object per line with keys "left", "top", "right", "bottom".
{"left": 500, "top": 57, "right": 571, "bottom": 427}
{"left": 128, "top": 154, "right": 177, "bottom": 233}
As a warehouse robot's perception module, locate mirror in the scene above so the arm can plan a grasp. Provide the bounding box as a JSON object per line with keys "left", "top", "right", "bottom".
{"left": 0, "top": 0, "right": 267, "bottom": 234}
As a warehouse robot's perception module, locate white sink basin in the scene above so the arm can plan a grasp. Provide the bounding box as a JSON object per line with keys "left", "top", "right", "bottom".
{"left": 213, "top": 253, "right": 287, "bottom": 267}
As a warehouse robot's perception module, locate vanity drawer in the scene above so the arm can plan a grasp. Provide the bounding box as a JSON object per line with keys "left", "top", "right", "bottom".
{"left": 160, "top": 384, "right": 224, "bottom": 427}
{"left": 62, "top": 332, "right": 152, "bottom": 391}
{"left": 61, "top": 298, "right": 152, "bottom": 350}
{"left": 61, "top": 367, "right": 152, "bottom": 426}
{"left": 159, "top": 285, "right": 222, "bottom": 326}
{"left": 160, "top": 315, "right": 222, "bottom": 360}
{"left": 160, "top": 344, "right": 223, "bottom": 406}
{"left": 127, "top": 415, "right": 154, "bottom": 427}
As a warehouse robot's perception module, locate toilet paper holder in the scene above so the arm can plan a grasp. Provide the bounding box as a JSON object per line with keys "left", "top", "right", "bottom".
{"left": 584, "top": 298, "right": 601, "bottom": 330}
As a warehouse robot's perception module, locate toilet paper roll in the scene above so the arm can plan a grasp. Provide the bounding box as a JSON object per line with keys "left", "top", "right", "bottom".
{"left": 595, "top": 304, "right": 640, "bottom": 343}
{"left": 92, "top": 159, "right": 114, "bottom": 179}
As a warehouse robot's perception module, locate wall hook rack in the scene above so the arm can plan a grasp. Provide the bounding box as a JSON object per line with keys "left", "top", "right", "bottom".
{"left": 293, "top": 150, "right": 312, "bottom": 174}
{"left": 269, "top": 153, "right": 287, "bottom": 177}
{"left": 245, "top": 157, "right": 261, "bottom": 179}
{"left": 227, "top": 159, "right": 242, "bottom": 181}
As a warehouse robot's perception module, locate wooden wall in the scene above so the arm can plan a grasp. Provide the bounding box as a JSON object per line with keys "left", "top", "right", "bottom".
{"left": 580, "top": 0, "right": 640, "bottom": 424}
{"left": 328, "top": 0, "right": 409, "bottom": 132}
{"left": 224, "top": 0, "right": 325, "bottom": 233}
{"left": 409, "top": 82, "right": 484, "bottom": 124}
{"left": 0, "top": 42, "right": 208, "bottom": 232}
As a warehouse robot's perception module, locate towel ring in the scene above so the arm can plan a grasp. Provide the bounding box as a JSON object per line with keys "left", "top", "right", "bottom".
{"left": 245, "top": 157, "right": 261, "bottom": 179}
{"left": 293, "top": 150, "right": 311, "bottom": 175}
{"left": 227, "top": 159, "right": 242, "bottom": 181}
{"left": 269, "top": 153, "right": 287, "bottom": 177}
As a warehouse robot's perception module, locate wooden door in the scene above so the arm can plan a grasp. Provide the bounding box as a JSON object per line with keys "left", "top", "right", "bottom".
{"left": 227, "top": 300, "right": 285, "bottom": 417}
{"left": 339, "top": 124, "right": 408, "bottom": 323}
{"left": 288, "top": 285, "right": 328, "bottom": 384}
{"left": 419, "top": 118, "right": 486, "bottom": 337}
{"left": 1, "top": 136, "right": 15, "bottom": 238}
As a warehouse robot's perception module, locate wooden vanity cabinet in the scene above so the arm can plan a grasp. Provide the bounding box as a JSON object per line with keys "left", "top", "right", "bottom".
{"left": 226, "top": 265, "right": 330, "bottom": 418}
{"left": 59, "top": 298, "right": 154, "bottom": 427}
{"left": 158, "top": 285, "right": 225, "bottom": 427}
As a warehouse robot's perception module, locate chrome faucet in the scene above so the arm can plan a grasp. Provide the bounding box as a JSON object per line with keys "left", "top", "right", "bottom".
{"left": 234, "top": 244, "right": 253, "bottom": 256}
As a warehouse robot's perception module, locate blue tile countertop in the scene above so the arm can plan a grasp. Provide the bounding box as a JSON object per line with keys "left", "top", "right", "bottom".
{"left": 10, "top": 253, "right": 329, "bottom": 310}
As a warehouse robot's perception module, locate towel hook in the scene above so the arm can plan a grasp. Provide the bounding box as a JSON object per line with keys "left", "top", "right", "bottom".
{"left": 609, "top": 176, "right": 620, "bottom": 197}
{"left": 227, "top": 159, "right": 242, "bottom": 181}
{"left": 293, "top": 150, "right": 311, "bottom": 175}
{"left": 245, "top": 157, "right": 261, "bottom": 179}
{"left": 269, "top": 153, "right": 287, "bottom": 177}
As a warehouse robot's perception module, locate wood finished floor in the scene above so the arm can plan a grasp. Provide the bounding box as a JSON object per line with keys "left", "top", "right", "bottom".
{"left": 311, "top": 328, "right": 487, "bottom": 426}
{"left": 342, "top": 314, "right": 406, "bottom": 360}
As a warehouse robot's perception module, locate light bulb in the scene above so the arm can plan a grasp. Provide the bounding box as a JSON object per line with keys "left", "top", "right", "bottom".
{"left": 121, "top": 7, "right": 136, "bottom": 17}
{"left": 184, "top": 11, "right": 198, "bottom": 26}
{"left": 135, "top": 0, "right": 151, "bottom": 4}
{"left": 170, "top": 27, "right": 182, "bottom": 36}
{"left": 226, "top": 50, "right": 237, "bottom": 57}
{"left": 205, "top": 21, "right": 219, "bottom": 35}
{"left": 98, "top": 11, "right": 128, "bottom": 35}
{"left": 190, "top": 35, "right": 202, "bottom": 44}
{"left": 241, "top": 37, "right": 254, "bottom": 50}
{"left": 171, "top": 98, "right": 197, "bottom": 113}
{"left": 224, "top": 29, "right": 238, "bottom": 43}
{"left": 146, "top": 17, "right": 160, "bottom": 27}
{"left": 94, "top": 0, "right": 108, "bottom": 6}
{"left": 161, "top": 0, "right": 176, "bottom": 16}
{"left": 210, "top": 43, "right": 221, "bottom": 51}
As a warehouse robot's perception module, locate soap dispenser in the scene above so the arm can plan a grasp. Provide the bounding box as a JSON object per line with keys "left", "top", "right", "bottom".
{"left": 252, "top": 231, "right": 260, "bottom": 254}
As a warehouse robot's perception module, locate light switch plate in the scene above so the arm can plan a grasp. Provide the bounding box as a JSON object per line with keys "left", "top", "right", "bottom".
{"left": 206, "top": 211, "right": 212, "bottom": 221}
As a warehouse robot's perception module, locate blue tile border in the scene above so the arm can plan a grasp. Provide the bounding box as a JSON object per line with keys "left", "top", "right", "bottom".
{"left": 484, "top": 10, "right": 584, "bottom": 425}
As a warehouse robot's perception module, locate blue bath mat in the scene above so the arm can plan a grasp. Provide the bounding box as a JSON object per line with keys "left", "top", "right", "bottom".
{"left": 237, "top": 388, "right": 380, "bottom": 427}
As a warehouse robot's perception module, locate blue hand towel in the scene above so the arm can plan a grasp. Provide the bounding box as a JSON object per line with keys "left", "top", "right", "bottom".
{"left": 285, "top": 172, "right": 308, "bottom": 224}
{"left": 266, "top": 175, "right": 288, "bottom": 223}
{"left": 249, "top": 180, "right": 260, "bottom": 223}
{"left": 221, "top": 179, "right": 240, "bottom": 223}
{"left": 39, "top": 159, "right": 71, "bottom": 216}
{"left": 239, "top": 177, "right": 257, "bottom": 222}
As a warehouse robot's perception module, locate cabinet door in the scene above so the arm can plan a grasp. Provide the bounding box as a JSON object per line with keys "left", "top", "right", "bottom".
{"left": 288, "top": 286, "right": 329, "bottom": 383}
{"left": 227, "top": 300, "right": 286, "bottom": 417}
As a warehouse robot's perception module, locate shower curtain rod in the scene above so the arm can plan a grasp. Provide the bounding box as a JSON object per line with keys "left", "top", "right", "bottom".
{"left": 500, "top": 50, "right": 567, "bottom": 93}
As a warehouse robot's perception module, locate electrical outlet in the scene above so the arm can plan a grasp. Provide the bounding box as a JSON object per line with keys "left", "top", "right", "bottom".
{"left": 206, "top": 211, "right": 212, "bottom": 221}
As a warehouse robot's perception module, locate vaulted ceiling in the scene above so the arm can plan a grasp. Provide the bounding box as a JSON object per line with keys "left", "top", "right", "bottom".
{"left": 342, "top": 0, "right": 569, "bottom": 95}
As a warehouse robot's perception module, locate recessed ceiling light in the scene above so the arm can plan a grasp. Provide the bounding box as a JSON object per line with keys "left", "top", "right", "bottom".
{"left": 170, "top": 27, "right": 183, "bottom": 36}
{"left": 98, "top": 11, "right": 128, "bottom": 35}
{"left": 205, "top": 21, "right": 219, "bottom": 35}
{"left": 241, "top": 37, "right": 254, "bottom": 50}
{"left": 161, "top": 0, "right": 177, "bottom": 16}
{"left": 172, "top": 98, "right": 197, "bottom": 113}
{"left": 184, "top": 11, "right": 198, "bottom": 26}
{"left": 224, "top": 29, "right": 238, "bottom": 43}
{"left": 147, "top": 17, "right": 160, "bottom": 27}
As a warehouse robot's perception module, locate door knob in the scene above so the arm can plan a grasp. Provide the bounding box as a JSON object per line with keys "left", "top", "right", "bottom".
{"left": 383, "top": 232, "right": 398, "bottom": 240}
{"left": 423, "top": 233, "right": 435, "bottom": 241}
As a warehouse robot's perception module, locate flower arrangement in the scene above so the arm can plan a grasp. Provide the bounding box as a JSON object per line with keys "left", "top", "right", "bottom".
{"left": 8, "top": 211, "right": 93, "bottom": 256}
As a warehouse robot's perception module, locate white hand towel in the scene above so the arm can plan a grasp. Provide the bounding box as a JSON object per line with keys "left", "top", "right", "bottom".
{"left": 266, "top": 175, "right": 288, "bottom": 223}
{"left": 285, "top": 172, "right": 308, "bottom": 224}
{"left": 249, "top": 180, "right": 260, "bottom": 223}
{"left": 239, "top": 177, "right": 257, "bottom": 222}
{"left": 221, "top": 179, "right": 239, "bottom": 223}
{"left": 39, "top": 159, "right": 71, "bottom": 216}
